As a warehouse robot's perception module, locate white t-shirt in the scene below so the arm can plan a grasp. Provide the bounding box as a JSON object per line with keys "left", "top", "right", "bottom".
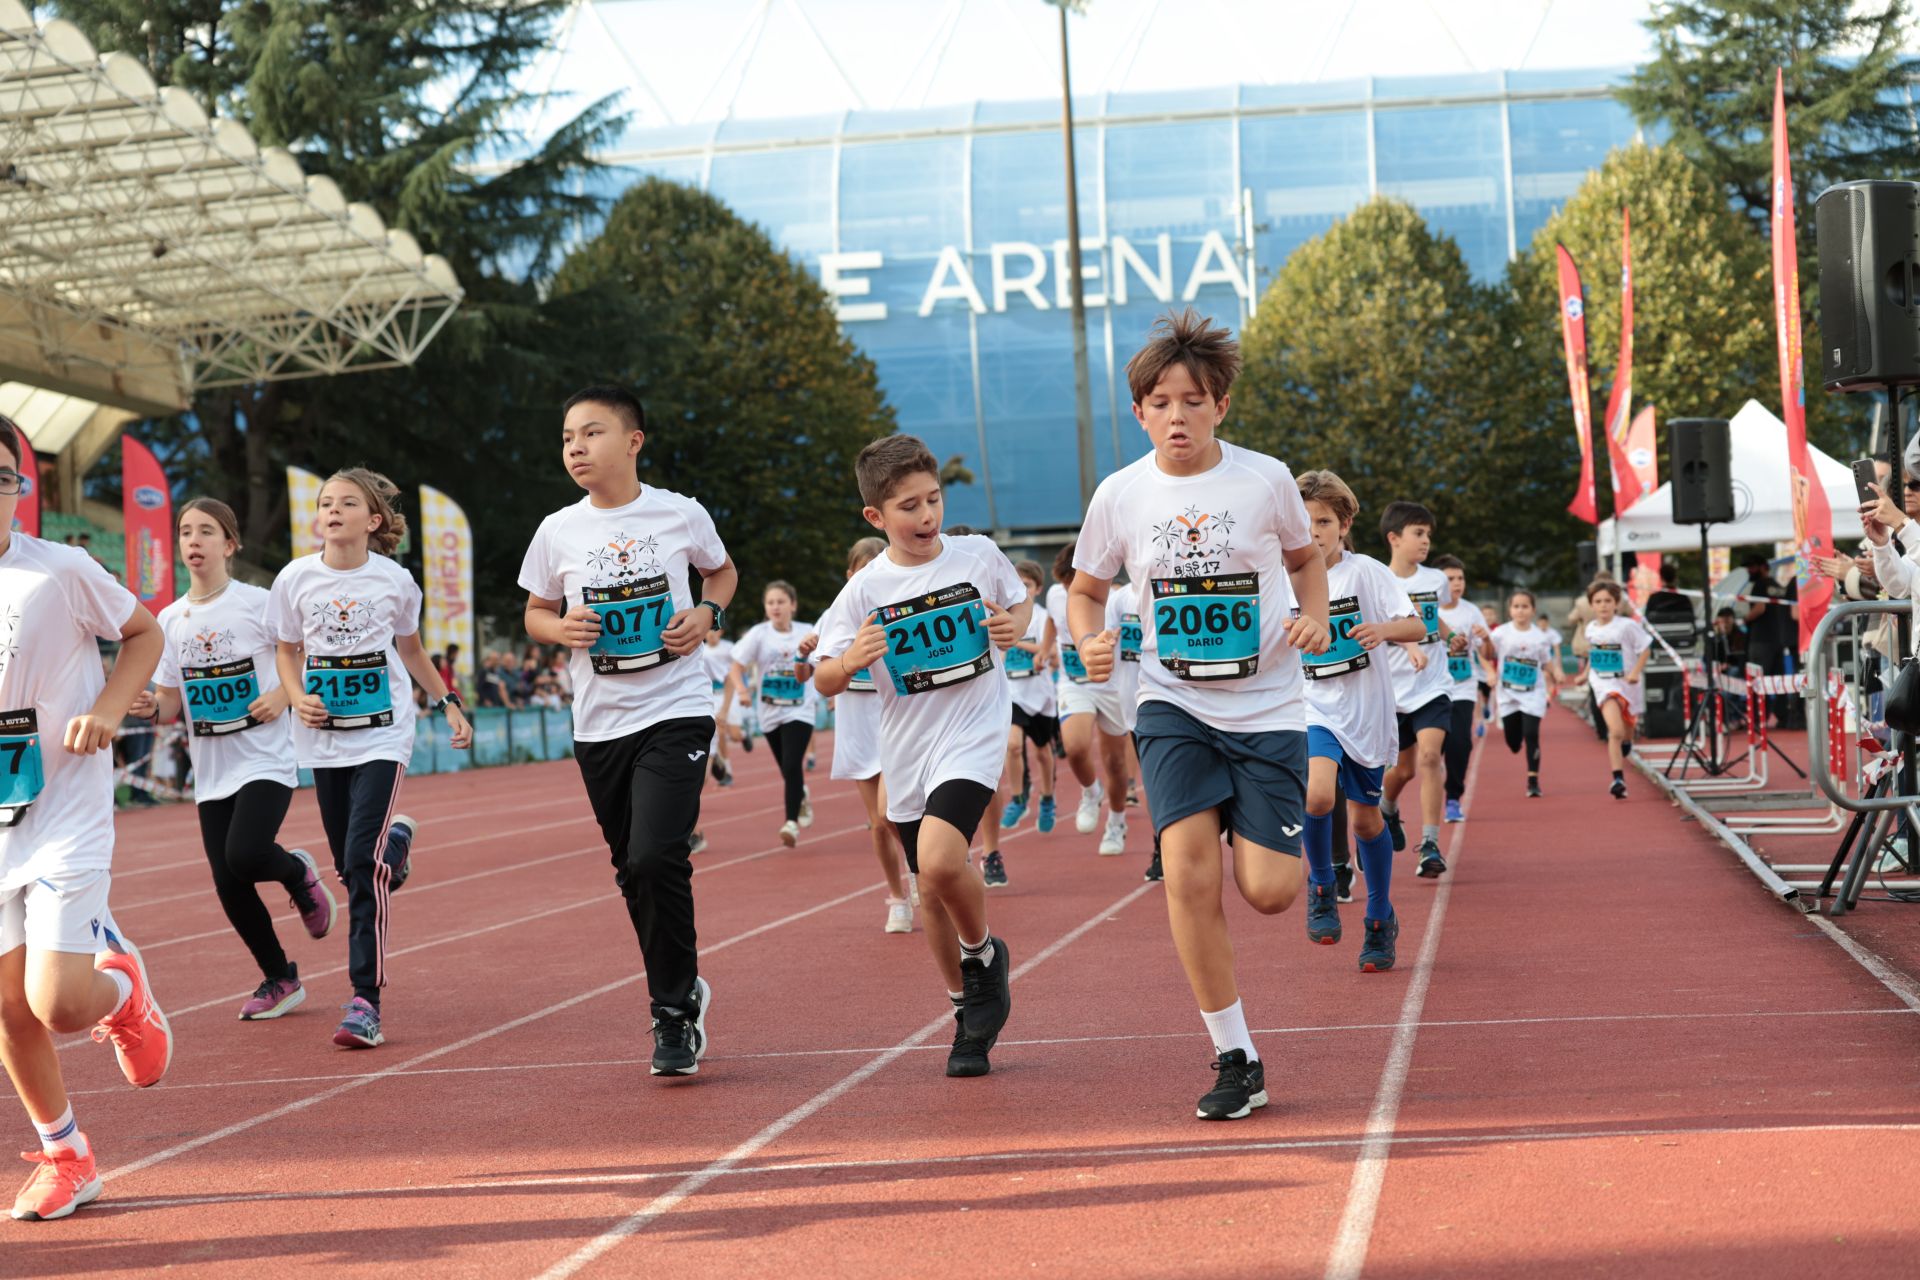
{"left": 1073, "top": 441, "right": 1314, "bottom": 734}
{"left": 1007, "top": 601, "right": 1055, "bottom": 717}
{"left": 516, "top": 487, "right": 730, "bottom": 743}
{"left": 1301, "top": 552, "right": 1415, "bottom": 768}
{"left": 1384, "top": 563, "right": 1455, "bottom": 713}
{"left": 1585, "top": 615, "right": 1653, "bottom": 715}
{"left": 1044, "top": 582, "right": 1084, "bottom": 685}
{"left": 268, "top": 553, "right": 421, "bottom": 769}
{"left": 1490, "top": 622, "right": 1559, "bottom": 719}
{"left": 816, "top": 535, "right": 1026, "bottom": 822}
{"left": 1105, "top": 580, "right": 1145, "bottom": 724}
{"left": 703, "top": 637, "right": 735, "bottom": 696}
{"left": 155, "top": 582, "right": 299, "bottom": 802}
{"left": 734, "top": 620, "right": 819, "bottom": 733}
{"left": 0, "top": 534, "right": 138, "bottom": 890}
{"left": 1438, "top": 599, "right": 1489, "bottom": 703}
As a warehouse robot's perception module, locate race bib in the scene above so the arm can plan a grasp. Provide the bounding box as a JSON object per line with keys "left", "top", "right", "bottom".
{"left": 847, "top": 665, "right": 877, "bottom": 692}
{"left": 0, "top": 709, "right": 45, "bottom": 828}
{"left": 1590, "top": 643, "right": 1624, "bottom": 676}
{"left": 1410, "top": 591, "right": 1443, "bottom": 644}
{"left": 1120, "top": 614, "right": 1143, "bottom": 663}
{"left": 1151, "top": 573, "right": 1260, "bottom": 681}
{"left": 1500, "top": 657, "right": 1540, "bottom": 692}
{"left": 1005, "top": 645, "right": 1037, "bottom": 680}
{"left": 1059, "top": 643, "right": 1089, "bottom": 683}
{"left": 184, "top": 658, "right": 260, "bottom": 737}
{"left": 1447, "top": 653, "right": 1473, "bottom": 684}
{"left": 305, "top": 652, "right": 393, "bottom": 730}
{"left": 878, "top": 583, "right": 994, "bottom": 696}
{"left": 1302, "top": 595, "right": 1368, "bottom": 681}
{"left": 585, "top": 576, "right": 676, "bottom": 676}
{"left": 761, "top": 664, "right": 807, "bottom": 706}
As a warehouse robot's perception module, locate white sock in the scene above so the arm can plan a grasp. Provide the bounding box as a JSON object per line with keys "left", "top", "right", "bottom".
{"left": 104, "top": 968, "right": 134, "bottom": 1018}
{"left": 947, "top": 989, "right": 964, "bottom": 1009}
{"left": 35, "top": 1107, "right": 87, "bottom": 1158}
{"left": 1200, "top": 1000, "right": 1257, "bottom": 1062}
{"left": 958, "top": 933, "right": 996, "bottom": 969}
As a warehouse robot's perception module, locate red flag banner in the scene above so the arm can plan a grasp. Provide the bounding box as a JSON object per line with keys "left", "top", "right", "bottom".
{"left": 11, "top": 428, "right": 37, "bottom": 538}
{"left": 1773, "top": 68, "right": 1830, "bottom": 653}
{"left": 1623, "top": 404, "right": 1658, "bottom": 506}
{"left": 121, "top": 436, "right": 173, "bottom": 610}
{"left": 1557, "top": 244, "right": 1598, "bottom": 523}
{"left": 1603, "top": 210, "right": 1649, "bottom": 513}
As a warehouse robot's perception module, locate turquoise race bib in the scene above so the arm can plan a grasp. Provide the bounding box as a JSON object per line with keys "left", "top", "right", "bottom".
{"left": 1410, "top": 590, "right": 1443, "bottom": 644}
{"left": 184, "top": 658, "right": 260, "bottom": 737}
{"left": 846, "top": 665, "right": 876, "bottom": 692}
{"left": 305, "top": 652, "right": 393, "bottom": 730}
{"left": 0, "top": 709, "right": 45, "bottom": 828}
{"left": 1059, "top": 643, "right": 1089, "bottom": 683}
{"left": 1500, "top": 657, "right": 1540, "bottom": 693}
{"left": 1120, "top": 614, "right": 1143, "bottom": 663}
{"left": 1302, "top": 595, "right": 1368, "bottom": 681}
{"left": 878, "top": 583, "right": 993, "bottom": 696}
{"left": 1448, "top": 653, "right": 1473, "bottom": 683}
{"left": 1005, "top": 645, "right": 1037, "bottom": 679}
{"left": 761, "top": 665, "right": 807, "bottom": 706}
{"left": 585, "top": 576, "right": 676, "bottom": 675}
{"left": 1590, "top": 643, "right": 1624, "bottom": 676}
{"left": 1151, "top": 573, "right": 1260, "bottom": 681}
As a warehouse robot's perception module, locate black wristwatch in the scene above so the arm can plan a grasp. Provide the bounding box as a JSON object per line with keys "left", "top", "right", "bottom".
{"left": 700, "top": 600, "right": 726, "bottom": 630}
{"left": 431, "top": 689, "right": 463, "bottom": 714}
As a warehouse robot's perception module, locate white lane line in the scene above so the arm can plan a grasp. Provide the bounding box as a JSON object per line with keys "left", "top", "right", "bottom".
{"left": 1806, "top": 914, "right": 1920, "bottom": 1014}
{"left": 533, "top": 881, "right": 1160, "bottom": 1280}
{"left": 97, "top": 1119, "right": 1920, "bottom": 1214}
{"left": 1324, "top": 737, "right": 1483, "bottom": 1280}
{"left": 97, "top": 877, "right": 884, "bottom": 1185}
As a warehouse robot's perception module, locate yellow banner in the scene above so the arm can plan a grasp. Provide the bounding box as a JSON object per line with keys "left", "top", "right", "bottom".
{"left": 419, "top": 484, "right": 474, "bottom": 697}
{"left": 287, "top": 465, "right": 325, "bottom": 560}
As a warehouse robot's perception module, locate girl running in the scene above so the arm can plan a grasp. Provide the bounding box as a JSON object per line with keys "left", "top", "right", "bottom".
{"left": 1577, "top": 580, "right": 1652, "bottom": 799}
{"left": 132, "top": 499, "right": 336, "bottom": 1022}
{"left": 1486, "top": 589, "right": 1560, "bottom": 798}
{"left": 723, "top": 581, "right": 817, "bottom": 847}
{"left": 831, "top": 537, "right": 913, "bottom": 931}
{"left": 269, "top": 468, "right": 471, "bottom": 1048}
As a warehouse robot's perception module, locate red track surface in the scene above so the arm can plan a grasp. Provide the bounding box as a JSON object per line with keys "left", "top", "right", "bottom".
{"left": 9, "top": 708, "right": 1918, "bottom": 1278}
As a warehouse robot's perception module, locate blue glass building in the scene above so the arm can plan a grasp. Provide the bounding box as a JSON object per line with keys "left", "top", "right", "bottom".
{"left": 592, "top": 68, "right": 1640, "bottom": 533}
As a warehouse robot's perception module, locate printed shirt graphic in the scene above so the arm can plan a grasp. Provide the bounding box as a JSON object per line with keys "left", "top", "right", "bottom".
{"left": 1072, "top": 441, "right": 1313, "bottom": 734}
{"left": 1384, "top": 563, "right": 1456, "bottom": 713}
{"left": 268, "top": 553, "right": 420, "bottom": 769}
{"left": 816, "top": 535, "right": 1025, "bottom": 823}
{"left": 517, "top": 487, "right": 729, "bottom": 742}
{"left": 156, "top": 582, "right": 298, "bottom": 801}
{"left": 0, "top": 534, "right": 138, "bottom": 889}
{"left": 732, "top": 620, "right": 819, "bottom": 733}
{"left": 1584, "top": 615, "right": 1653, "bottom": 716}
{"left": 1438, "top": 599, "right": 1489, "bottom": 702}
{"left": 1490, "top": 622, "right": 1559, "bottom": 719}
{"left": 1302, "top": 552, "right": 1416, "bottom": 768}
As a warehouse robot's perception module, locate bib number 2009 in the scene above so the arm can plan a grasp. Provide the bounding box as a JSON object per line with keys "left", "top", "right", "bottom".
{"left": 1150, "top": 573, "right": 1259, "bottom": 681}
{"left": 184, "top": 659, "right": 261, "bottom": 737}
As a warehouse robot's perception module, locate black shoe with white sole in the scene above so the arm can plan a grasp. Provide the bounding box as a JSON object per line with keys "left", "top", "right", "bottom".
{"left": 1196, "top": 1049, "right": 1267, "bottom": 1120}
{"left": 650, "top": 976, "right": 711, "bottom": 1077}
{"left": 1416, "top": 837, "right": 1448, "bottom": 878}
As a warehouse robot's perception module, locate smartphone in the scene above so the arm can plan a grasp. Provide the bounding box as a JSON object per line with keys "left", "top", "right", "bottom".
{"left": 1853, "top": 458, "right": 1881, "bottom": 503}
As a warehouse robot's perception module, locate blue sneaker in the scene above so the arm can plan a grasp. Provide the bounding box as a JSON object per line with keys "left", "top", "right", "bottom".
{"left": 1305, "top": 881, "right": 1341, "bottom": 945}
{"left": 384, "top": 815, "right": 416, "bottom": 891}
{"left": 1000, "top": 797, "right": 1027, "bottom": 830}
{"left": 1036, "top": 796, "right": 1056, "bottom": 834}
{"left": 1474, "top": 722, "right": 1485, "bottom": 739}
{"left": 1444, "top": 798, "right": 1464, "bottom": 823}
{"left": 1359, "top": 914, "right": 1399, "bottom": 973}
{"left": 332, "top": 997, "right": 383, "bottom": 1048}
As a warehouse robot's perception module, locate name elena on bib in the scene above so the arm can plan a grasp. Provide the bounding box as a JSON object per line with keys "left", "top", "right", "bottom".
{"left": 876, "top": 582, "right": 993, "bottom": 695}
{"left": 305, "top": 653, "right": 393, "bottom": 730}
{"left": 1150, "top": 573, "right": 1259, "bottom": 681}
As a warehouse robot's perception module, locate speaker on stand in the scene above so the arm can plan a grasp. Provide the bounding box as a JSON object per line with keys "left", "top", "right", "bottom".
{"left": 1669, "top": 418, "right": 1734, "bottom": 526}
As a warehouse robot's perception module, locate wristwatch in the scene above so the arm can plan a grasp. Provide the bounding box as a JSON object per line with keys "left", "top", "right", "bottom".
{"left": 700, "top": 600, "right": 726, "bottom": 630}
{"left": 431, "top": 689, "right": 463, "bottom": 714}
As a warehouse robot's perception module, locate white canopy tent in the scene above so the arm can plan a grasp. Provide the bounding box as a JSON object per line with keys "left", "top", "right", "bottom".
{"left": 1597, "top": 399, "right": 1866, "bottom": 555}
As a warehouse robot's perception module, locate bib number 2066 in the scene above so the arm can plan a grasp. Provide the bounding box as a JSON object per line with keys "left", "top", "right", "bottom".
{"left": 1150, "top": 573, "right": 1260, "bottom": 681}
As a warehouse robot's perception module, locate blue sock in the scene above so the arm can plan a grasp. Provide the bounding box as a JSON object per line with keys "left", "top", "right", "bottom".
{"left": 1303, "top": 811, "right": 1335, "bottom": 887}
{"left": 1358, "top": 825, "right": 1395, "bottom": 922}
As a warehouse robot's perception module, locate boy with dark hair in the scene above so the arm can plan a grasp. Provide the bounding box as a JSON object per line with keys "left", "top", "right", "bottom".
{"left": 1431, "top": 553, "right": 1487, "bottom": 823}
{"left": 814, "top": 434, "right": 1030, "bottom": 1078}
{"left": 1378, "top": 500, "right": 1458, "bottom": 878}
{"left": 1071, "top": 309, "right": 1331, "bottom": 1120}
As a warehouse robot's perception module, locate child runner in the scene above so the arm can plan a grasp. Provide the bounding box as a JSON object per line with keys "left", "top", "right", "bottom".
{"left": 1487, "top": 589, "right": 1559, "bottom": 797}
{"left": 137, "top": 499, "right": 335, "bottom": 1021}
{"left": 1104, "top": 576, "right": 1161, "bottom": 878}
{"left": 272, "top": 468, "right": 471, "bottom": 1049}
{"left": 520, "top": 385, "right": 737, "bottom": 1077}
{"left": 1049, "top": 544, "right": 1130, "bottom": 843}
{"left": 1295, "top": 471, "right": 1424, "bottom": 973}
{"left": 1578, "top": 580, "right": 1651, "bottom": 799}
{"left": 1477, "top": 603, "right": 1500, "bottom": 731}
{"left": 1432, "top": 554, "right": 1488, "bottom": 823}
{"left": 1000, "top": 559, "right": 1059, "bottom": 839}
{"left": 831, "top": 536, "right": 914, "bottom": 931}
{"left": 1070, "top": 309, "right": 1331, "bottom": 1121}
{"left": 723, "top": 582, "right": 816, "bottom": 847}
{"left": 815, "top": 435, "right": 1026, "bottom": 1078}
{"left": 1378, "top": 501, "right": 1456, "bottom": 879}
{"left": 0, "top": 417, "right": 172, "bottom": 1222}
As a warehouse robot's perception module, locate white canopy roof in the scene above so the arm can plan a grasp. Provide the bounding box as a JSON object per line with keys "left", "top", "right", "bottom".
{"left": 0, "top": 0, "right": 462, "bottom": 416}
{"left": 1597, "top": 400, "right": 1866, "bottom": 555}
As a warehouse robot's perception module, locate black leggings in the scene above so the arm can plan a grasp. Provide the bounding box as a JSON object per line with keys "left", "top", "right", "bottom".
{"left": 197, "top": 780, "right": 304, "bottom": 982}
{"left": 1445, "top": 699, "right": 1476, "bottom": 800}
{"left": 764, "top": 721, "right": 813, "bottom": 821}
{"left": 314, "top": 759, "right": 406, "bottom": 1006}
{"left": 1502, "top": 711, "right": 1542, "bottom": 774}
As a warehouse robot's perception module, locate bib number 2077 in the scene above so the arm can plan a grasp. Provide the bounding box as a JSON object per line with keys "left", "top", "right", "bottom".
{"left": 585, "top": 575, "right": 677, "bottom": 675}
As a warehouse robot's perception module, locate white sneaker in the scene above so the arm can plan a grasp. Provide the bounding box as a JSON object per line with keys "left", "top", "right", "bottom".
{"left": 689, "top": 830, "right": 708, "bottom": 856}
{"left": 1098, "top": 811, "right": 1127, "bottom": 856}
{"left": 884, "top": 897, "right": 913, "bottom": 933}
{"left": 779, "top": 820, "right": 799, "bottom": 847}
{"left": 1075, "top": 781, "right": 1104, "bottom": 834}
{"left": 798, "top": 787, "right": 814, "bottom": 828}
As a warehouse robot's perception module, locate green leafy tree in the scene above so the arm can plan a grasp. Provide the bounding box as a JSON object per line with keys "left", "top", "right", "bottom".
{"left": 1235, "top": 197, "right": 1558, "bottom": 585}
{"left": 551, "top": 178, "right": 895, "bottom": 616}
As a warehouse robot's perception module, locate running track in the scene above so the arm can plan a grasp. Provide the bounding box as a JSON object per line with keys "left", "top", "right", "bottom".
{"left": 11, "top": 709, "right": 1919, "bottom": 1278}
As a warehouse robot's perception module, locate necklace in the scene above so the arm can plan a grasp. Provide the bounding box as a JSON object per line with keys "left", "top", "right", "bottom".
{"left": 186, "top": 581, "right": 231, "bottom": 606}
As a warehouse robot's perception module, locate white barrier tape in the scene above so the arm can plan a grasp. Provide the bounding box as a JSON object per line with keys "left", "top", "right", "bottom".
{"left": 1749, "top": 672, "right": 1810, "bottom": 694}
{"left": 111, "top": 767, "right": 191, "bottom": 803}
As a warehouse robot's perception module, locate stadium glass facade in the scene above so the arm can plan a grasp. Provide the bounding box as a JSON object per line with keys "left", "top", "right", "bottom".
{"left": 593, "top": 69, "right": 1640, "bottom": 533}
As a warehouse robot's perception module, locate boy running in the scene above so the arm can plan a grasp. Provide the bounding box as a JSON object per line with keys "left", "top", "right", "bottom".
{"left": 1378, "top": 501, "right": 1458, "bottom": 878}
{"left": 1577, "top": 580, "right": 1651, "bottom": 798}
{"left": 999, "top": 559, "right": 1060, "bottom": 837}
{"left": 1432, "top": 554, "right": 1488, "bottom": 822}
{"left": 1049, "top": 544, "right": 1132, "bottom": 844}
{"left": 519, "top": 386, "right": 738, "bottom": 1077}
{"left": 1071, "top": 309, "right": 1330, "bottom": 1120}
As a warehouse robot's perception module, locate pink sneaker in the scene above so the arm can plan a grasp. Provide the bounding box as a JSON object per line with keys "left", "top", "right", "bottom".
{"left": 239, "top": 967, "right": 305, "bottom": 1021}
{"left": 287, "top": 849, "right": 336, "bottom": 940}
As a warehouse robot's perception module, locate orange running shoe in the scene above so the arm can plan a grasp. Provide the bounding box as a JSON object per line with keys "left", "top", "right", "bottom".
{"left": 11, "top": 1147, "right": 101, "bottom": 1221}
{"left": 92, "top": 930, "right": 173, "bottom": 1088}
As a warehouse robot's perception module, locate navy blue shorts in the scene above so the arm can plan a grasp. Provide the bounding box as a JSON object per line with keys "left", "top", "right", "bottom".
{"left": 1134, "top": 701, "right": 1306, "bottom": 856}
{"left": 1396, "top": 693, "right": 1452, "bottom": 753}
{"left": 1307, "top": 726, "right": 1385, "bottom": 807}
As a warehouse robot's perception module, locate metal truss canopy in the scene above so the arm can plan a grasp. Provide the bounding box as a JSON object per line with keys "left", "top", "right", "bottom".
{"left": 0, "top": 0, "right": 463, "bottom": 414}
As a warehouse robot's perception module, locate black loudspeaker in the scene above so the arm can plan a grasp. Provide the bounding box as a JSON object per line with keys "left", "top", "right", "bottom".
{"left": 1577, "top": 540, "right": 1598, "bottom": 585}
{"left": 1670, "top": 418, "right": 1734, "bottom": 525}
{"left": 1642, "top": 668, "right": 1688, "bottom": 738}
{"left": 1816, "top": 179, "right": 1920, "bottom": 391}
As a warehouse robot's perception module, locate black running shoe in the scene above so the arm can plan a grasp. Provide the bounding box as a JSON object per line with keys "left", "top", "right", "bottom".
{"left": 1416, "top": 838, "right": 1447, "bottom": 878}
{"left": 650, "top": 976, "right": 711, "bottom": 1077}
{"left": 959, "top": 937, "right": 1011, "bottom": 1042}
{"left": 945, "top": 1010, "right": 991, "bottom": 1078}
{"left": 1359, "top": 913, "right": 1399, "bottom": 972}
{"left": 1143, "top": 848, "right": 1163, "bottom": 882}
{"left": 1196, "top": 1049, "right": 1267, "bottom": 1120}
{"left": 1526, "top": 778, "right": 1542, "bottom": 799}
{"left": 1334, "top": 860, "right": 1355, "bottom": 904}
{"left": 982, "top": 851, "right": 1008, "bottom": 888}
{"left": 1383, "top": 806, "right": 1406, "bottom": 853}
{"left": 1305, "top": 881, "right": 1341, "bottom": 945}
{"left": 1610, "top": 777, "right": 1628, "bottom": 799}
{"left": 384, "top": 815, "right": 417, "bottom": 891}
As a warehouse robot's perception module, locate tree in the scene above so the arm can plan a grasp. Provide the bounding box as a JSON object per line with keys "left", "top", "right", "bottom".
{"left": 1234, "top": 197, "right": 1559, "bottom": 585}
{"left": 551, "top": 178, "right": 895, "bottom": 616}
